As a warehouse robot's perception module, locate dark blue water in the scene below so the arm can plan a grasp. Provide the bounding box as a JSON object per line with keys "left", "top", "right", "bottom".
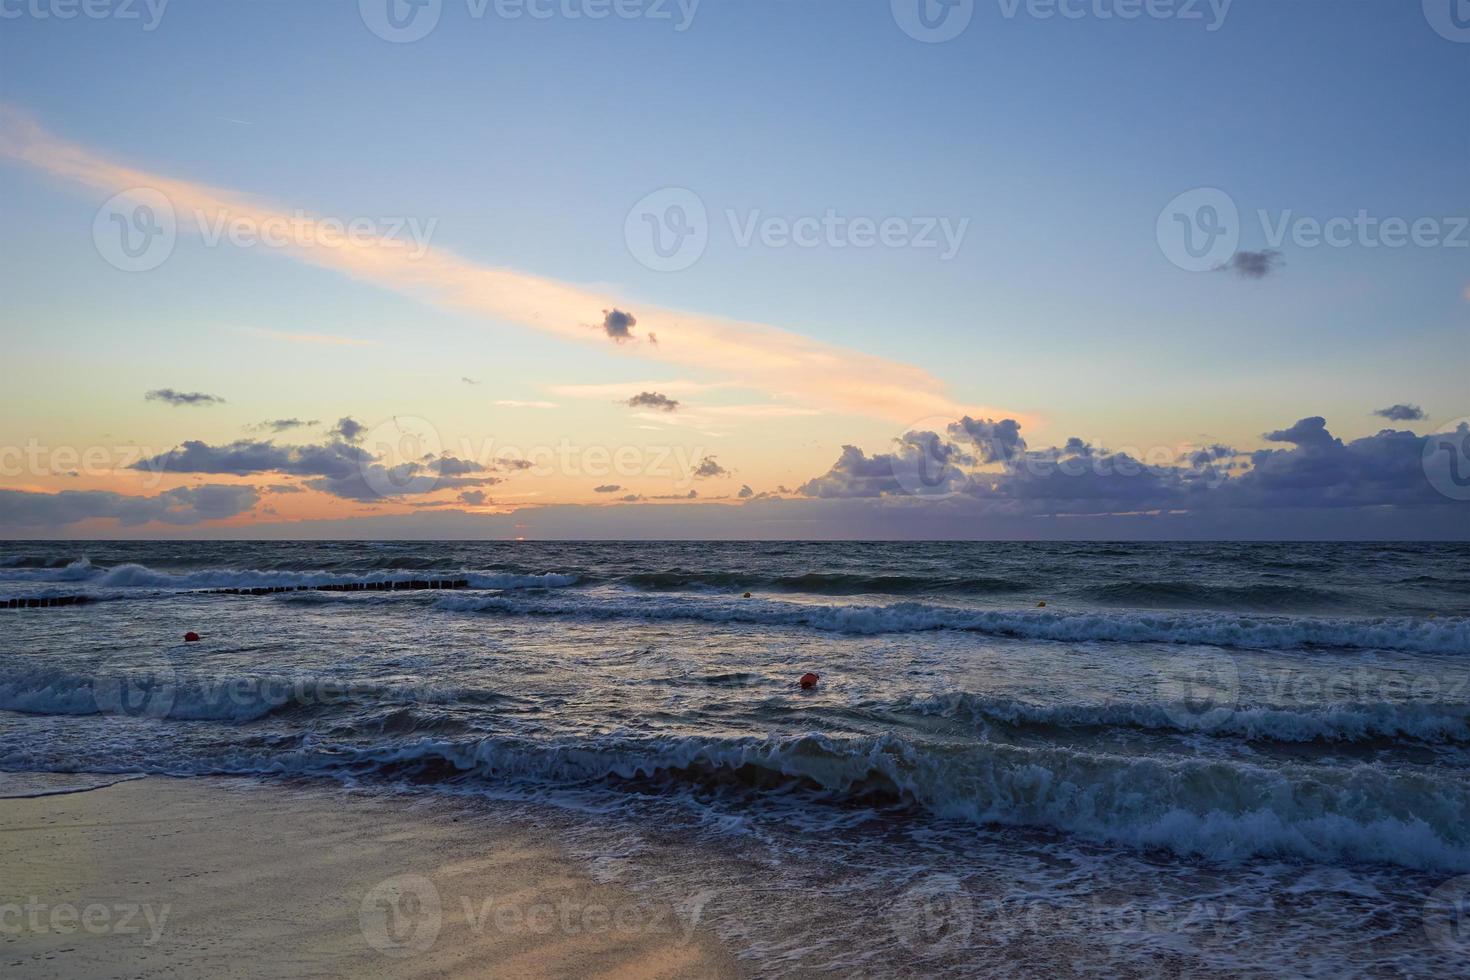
{"left": 2, "top": 541, "right": 1469, "bottom": 975}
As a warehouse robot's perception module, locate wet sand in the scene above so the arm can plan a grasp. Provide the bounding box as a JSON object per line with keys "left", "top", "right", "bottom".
{"left": 0, "top": 774, "right": 744, "bottom": 979}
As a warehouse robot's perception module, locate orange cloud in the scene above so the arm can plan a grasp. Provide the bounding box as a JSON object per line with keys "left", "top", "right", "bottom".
{"left": 1, "top": 105, "right": 1008, "bottom": 426}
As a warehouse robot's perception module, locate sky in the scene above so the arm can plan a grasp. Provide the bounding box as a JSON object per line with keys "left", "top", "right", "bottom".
{"left": 0, "top": 0, "right": 1466, "bottom": 539}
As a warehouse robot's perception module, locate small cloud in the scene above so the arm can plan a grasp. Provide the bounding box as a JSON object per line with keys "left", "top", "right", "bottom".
{"left": 593, "top": 484, "right": 623, "bottom": 494}
{"left": 458, "top": 490, "right": 488, "bottom": 506}
{"left": 146, "top": 388, "right": 225, "bottom": 407}
{"left": 1263, "top": 416, "right": 1340, "bottom": 450}
{"left": 265, "top": 484, "right": 305, "bottom": 494}
{"left": 693, "top": 457, "right": 728, "bottom": 479}
{"left": 738, "top": 484, "right": 753, "bottom": 499}
{"left": 601, "top": 308, "right": 637, "bottom": 343}
{"left": 1219, "top": 249, "right": 1283, "bottom": 279}
{"left": 621, "top": 494, "right": 644, "bottom": 502}
{"left": 331, "top": 417, "right": 366, "bottom": 443}
{"left": 626, "top": 391, "right": 680, "bottom": 413}
{"left": 462, "top": 377, "right": 480, "bottom": 386}
{"left": 650, "top": 490, "right": 698, "bottom": 500}
{"left": 1374, "top": 404, "right": 1426, "bottom": 422}
{"left": 250, "top": 418, "right": 319, "bottom": 433}
{"left": 648, "top": 332, "right": 658, "bottom": 346}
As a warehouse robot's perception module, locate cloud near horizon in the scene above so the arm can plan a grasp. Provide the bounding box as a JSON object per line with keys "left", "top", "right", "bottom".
{"left": 1376, "top": 404, "right": 1427, "bottom": 422}
{"left": 127, "top": 437, "right": 502, "bottom": 502}
{"left": 0, "top": 484, "right": 258, "bottom": 528}
{"left": 145, "top": 388, "right": 225, "bottom": 407}
{"left": 3, "top": 413, "right": 1465, "bottom": 536}
{"left": 798, "top": 414, "right": 1463, "bottom": 516}
{"left": 0, "top": 106, "right": 991, "bottom": 424}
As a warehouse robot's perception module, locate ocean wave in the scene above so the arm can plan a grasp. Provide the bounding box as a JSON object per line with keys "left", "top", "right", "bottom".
{"left": 39, "top": 731, "right": 1463, "bottom": 873}
{"left": 1080, "top": 580, "right": 1348, "bottom": 610}
{"left": 900, "top": 693, "right": 1470, "bottom": 744}
{"left": 435, "top": 593, "right": 1470, "bottom": 655}
{"left": 0, "top": 666, "right": 514, "bottom": 724}
{"left": 0, "top": 559, "right": 579, "bottom": 593}
{"left": 0, "top": 555, "right": 80, "bottom": 569}
{"left": 622, "top": 570, "right": 1030, "bottom": 596}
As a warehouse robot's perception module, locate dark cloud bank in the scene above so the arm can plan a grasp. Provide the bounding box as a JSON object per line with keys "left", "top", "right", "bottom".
{"left": 2, "top": 413, "right": 1465, "bottom": 538}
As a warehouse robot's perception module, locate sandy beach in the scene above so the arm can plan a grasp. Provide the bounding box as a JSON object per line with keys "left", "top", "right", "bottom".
{"left": 0, "top": 774, "right": 744, "bottom": 980}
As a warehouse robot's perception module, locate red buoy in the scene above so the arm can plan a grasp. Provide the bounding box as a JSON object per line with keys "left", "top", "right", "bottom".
{"left": 184, "top": 631, "right": 201, "bottom": 642}
{"left": 798, "top": 672, "right": 820, "bottom": 690}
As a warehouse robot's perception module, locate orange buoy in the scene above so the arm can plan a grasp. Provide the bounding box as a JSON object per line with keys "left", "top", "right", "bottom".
{"left": 1036, "top": 601, "right": 1047, "bottom": 608}
{"left": 184, "top": 631, "right": 201, "bottom": 642}
{"left": 799, "top": 672, "right": 820, "bottom": 690}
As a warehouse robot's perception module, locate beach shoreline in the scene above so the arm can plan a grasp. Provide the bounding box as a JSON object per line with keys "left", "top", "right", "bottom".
{"left": 0, "top": 773, "right": 745, "bottom": 979}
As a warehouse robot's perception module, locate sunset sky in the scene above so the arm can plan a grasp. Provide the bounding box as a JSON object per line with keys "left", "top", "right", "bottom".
{"left": 0, "top": 1, "right": 1466, "bottom": 538}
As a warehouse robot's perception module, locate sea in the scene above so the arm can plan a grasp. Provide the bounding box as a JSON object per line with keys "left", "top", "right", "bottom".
{"left": 2, "top": 540, "right": 1469, "bottom": 976}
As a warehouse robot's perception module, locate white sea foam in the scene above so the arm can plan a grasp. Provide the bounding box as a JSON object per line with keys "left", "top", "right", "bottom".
{"left": 436, "top": 593, "right": 1470, "bottom": 655}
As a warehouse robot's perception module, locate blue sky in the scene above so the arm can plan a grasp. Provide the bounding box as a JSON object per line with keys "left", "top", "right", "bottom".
{"left": 0, "top": 0, "right": 1466, "bottom": 537}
